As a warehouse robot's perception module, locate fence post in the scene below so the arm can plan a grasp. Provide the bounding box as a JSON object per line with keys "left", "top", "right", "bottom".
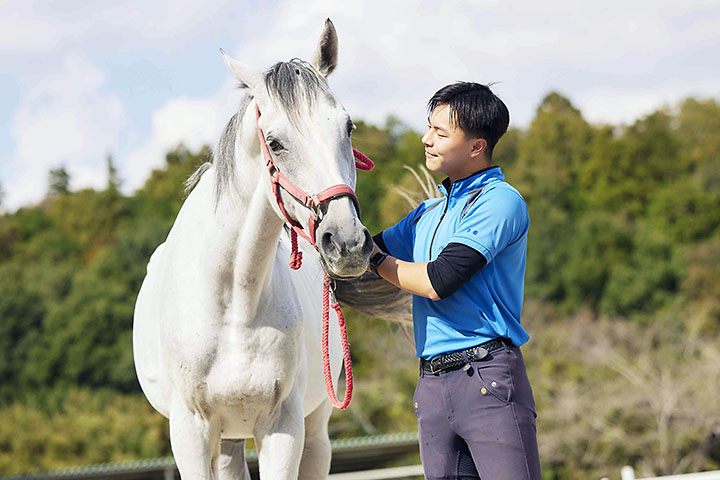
{"left": 164, "top": 465, "right": 175, "bottom": 480}
{"left": 621, "top": 466, "right": 635, "bottom": 480}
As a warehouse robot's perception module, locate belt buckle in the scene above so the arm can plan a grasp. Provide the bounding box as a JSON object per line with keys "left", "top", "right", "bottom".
{"left": 472, "top": 345, "right": 489, "bottom": 361}
{"left": 429, "top": 358, "right": 443, "bottom": 374}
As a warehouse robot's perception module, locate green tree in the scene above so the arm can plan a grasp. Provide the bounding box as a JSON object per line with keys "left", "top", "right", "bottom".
{"left": 44, "top": 189, "right": 128, "bottom": 257}
{"left": 493, "top": 127, "right": 522, "bottom": 174}
{"left": 351, "top": 120, "right": 401, "bottom": 234}
{"left": 600, "top": 224, "right": 682, "bottom": 317}
{"left": 130, "top": 145, "right": 210, "bottom": 224}
{"left": 0, "top": 264, "right": 47, "bottom": 404}
{"left": 0, "top": 388, "right": 170, "bottom": 475}
{"left": 675, "top": 98, "right": 720, "bottom": 193}
{"left": 106, "top": 154, "right": 122, "bottom": 193}
{"left": 0, "top": 213, "right": 17, "bottom": 261}
{"left": 509, "top": 92, "right": 593, "bottom": 303}
{"left": 511, "top": 92, "right": 592, "bottom": 208}
{"left": 48, "top": 167, "right": 70, "bottom": 196}
{"left": 33, "top": 219, "right": 169, "bottom": 393}
{"left": 614, "top": 111, "right": 683, "bottom": 216}
{"left": 560, "top": 213, "right": 633, "bottom": 311}
{"left": 646, "top": 180, "right": 720, "bottom": 243}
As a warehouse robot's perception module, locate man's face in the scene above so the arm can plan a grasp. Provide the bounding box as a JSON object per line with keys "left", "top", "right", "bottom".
{"left": 422, "top": 104, "right": 482, "bottom": 181}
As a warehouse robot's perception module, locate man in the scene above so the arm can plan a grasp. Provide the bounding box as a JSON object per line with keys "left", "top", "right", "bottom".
{"left": 367, "top": 82, "right": 540, "bottom": 479}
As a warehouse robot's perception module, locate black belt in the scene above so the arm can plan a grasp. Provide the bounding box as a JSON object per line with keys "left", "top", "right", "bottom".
{"left": 421, "top": 338, "right": 509, "bottom": 375}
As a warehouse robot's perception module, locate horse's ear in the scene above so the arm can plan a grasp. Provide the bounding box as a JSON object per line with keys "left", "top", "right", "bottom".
{"left": 311, "top": 18, "right": 338, "bottom": 77}
{"left": 220, "top": 49, "right": 263, "bottom": 90}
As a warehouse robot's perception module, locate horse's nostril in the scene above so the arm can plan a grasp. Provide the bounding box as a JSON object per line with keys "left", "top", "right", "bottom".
{"left": 362, "top": 229, "right": 373, "bottom": 255}
{"left": 322, "top": 231, "right": 336, "bottom": 254}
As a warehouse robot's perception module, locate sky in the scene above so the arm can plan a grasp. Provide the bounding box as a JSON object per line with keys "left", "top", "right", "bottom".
{"left": 1, "top": 0, "right": 719, "bottom": 211}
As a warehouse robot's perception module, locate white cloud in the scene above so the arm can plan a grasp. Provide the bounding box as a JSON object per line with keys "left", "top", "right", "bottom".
{"left": 5, "top": 54, "right": 125, "bottom": 210}
{"left": 0, "top": 0, "right": 243, "bottom": 56}
{"left": 578, "top": 78, "right": 720, "bottom": 126}
{"left": 122, "top": 79, "right": 239, "bottom": 191}
{"left": 0, "top": 3, "right": 64, "bottom": 53}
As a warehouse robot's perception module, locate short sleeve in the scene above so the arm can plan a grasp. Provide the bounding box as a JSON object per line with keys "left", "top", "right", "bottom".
{"left": 450, "top": 187, "right": 529, "bottom": 263}
{"left": 381, "top": 200, "right": 438, "bottom": 262}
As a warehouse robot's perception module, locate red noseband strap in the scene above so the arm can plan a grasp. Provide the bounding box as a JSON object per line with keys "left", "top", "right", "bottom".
{"left": 255, "top": 104, "right": 372, "bottom": 247}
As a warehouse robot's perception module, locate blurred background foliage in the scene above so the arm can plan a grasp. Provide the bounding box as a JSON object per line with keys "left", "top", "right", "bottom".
{"left": 1, "top": 94, "right": 719, "bottom": 479}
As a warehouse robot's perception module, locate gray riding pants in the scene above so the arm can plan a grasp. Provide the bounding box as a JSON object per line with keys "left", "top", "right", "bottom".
{"left": 413, "top": 344, "right": 541, "bottom": 480}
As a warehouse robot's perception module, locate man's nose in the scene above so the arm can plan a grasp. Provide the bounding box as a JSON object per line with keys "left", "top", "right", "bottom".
{"left": 422, "top": 130, "right": 432, "bottom": 147}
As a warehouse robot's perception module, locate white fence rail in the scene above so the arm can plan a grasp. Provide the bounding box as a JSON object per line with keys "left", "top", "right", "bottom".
{"left": 328, "top": 465, "right": 424, "bottom": 480}
{"left": 610, "top": 466, "right": 720, "bottom": 480}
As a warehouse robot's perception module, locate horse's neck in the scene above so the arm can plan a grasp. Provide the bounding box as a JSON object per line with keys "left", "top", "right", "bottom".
{"left": 233, "top": 178, "right": 284, "bottom": 301}
{"left": 203, "top": 165, "right": 285, "bottom": 322}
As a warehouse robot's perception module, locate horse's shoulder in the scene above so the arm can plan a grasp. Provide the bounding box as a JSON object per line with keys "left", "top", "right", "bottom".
{"left": 147, "top": 242, "right": 167, "bottom": 271}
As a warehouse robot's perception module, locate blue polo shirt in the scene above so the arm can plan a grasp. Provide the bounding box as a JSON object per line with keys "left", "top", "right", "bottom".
{"left": 381, "top": 167, "right": 530, "bottom": 359}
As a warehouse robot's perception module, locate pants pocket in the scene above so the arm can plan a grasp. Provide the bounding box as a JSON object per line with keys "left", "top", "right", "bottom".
{"left": 475, "top": 351, "right": 514, "bottom": 405}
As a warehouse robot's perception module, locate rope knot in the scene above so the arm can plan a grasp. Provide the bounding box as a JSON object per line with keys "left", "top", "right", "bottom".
{"left": 289, "top": 229, "right": 303, "bottom": 270}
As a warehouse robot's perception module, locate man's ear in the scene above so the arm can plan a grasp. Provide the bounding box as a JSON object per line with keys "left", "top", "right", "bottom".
{"left": 469, "top": 138, "right": 488, "bottom": 158}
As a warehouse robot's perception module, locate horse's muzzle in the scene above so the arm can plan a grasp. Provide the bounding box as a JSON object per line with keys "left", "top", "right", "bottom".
{"left": 317, "top": 223, "right": 372, "bottom": 279}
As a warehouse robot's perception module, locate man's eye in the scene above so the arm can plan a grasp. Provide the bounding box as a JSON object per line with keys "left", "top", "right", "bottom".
{"left": 268, "top": 140, "right": 283, "bottom": 152}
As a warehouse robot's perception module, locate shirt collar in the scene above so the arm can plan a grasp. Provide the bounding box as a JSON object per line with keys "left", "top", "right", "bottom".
{"left": 438, "top": 166, "right": 504, "bottom": 196}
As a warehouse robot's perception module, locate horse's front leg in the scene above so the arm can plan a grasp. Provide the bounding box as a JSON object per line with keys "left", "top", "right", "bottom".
{"left": 169, "top": 396, "right": 222, "bottom": 479}
{"left": 254, "top": 388, "right": 305, "bottom": 480}
{"left": 299, "top": 399, "right": 333, "bottom": 480}
{"left": 217, "top": 439, "right": 251, "bottom": 480}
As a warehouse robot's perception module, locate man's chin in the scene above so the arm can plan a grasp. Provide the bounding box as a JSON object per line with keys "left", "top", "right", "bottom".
{"left": 425, "top": 158, "right": 440, "bottom": 173}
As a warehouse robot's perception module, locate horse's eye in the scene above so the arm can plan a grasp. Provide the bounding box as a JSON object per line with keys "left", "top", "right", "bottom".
{"left": 346, "top": 119, "right": 354, "bottom": 137}
{"left": 268, "top": 139, "right": 283, "bottom": 152}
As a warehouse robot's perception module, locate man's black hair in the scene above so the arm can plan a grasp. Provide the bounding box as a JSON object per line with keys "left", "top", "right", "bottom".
{"left": 427, "top": 82, "right": 510, "bottom": 156}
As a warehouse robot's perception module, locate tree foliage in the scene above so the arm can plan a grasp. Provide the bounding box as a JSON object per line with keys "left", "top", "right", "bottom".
{"left": 1, "top": 96, "right": 720, "bottom": 477}
{"left": 47, "top": 167, "right": 70, "bottom": 197}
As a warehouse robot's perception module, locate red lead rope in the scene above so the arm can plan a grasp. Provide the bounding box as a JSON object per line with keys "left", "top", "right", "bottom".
{"left": 287, "top": 227, "right": 354, "bottom": 410}
{"left": 322, "top": 274, "right": 353, "bottom": 409}
{"left": 352, "top": 148, "right": 374, "bottom": 171}
{"left": 283, "top": 147, "right": 372, "bottom": 409}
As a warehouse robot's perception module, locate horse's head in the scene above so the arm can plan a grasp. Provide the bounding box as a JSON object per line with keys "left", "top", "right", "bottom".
{"left": 220, "top": 19, "right": 372, "bottom": 279}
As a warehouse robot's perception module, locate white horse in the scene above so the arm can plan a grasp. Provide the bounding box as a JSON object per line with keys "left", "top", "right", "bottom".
{"left": 133, "top": 20, "right": 372, "bottom": 479}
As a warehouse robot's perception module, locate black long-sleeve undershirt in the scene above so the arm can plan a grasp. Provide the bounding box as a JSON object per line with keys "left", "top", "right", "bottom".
{"left": 373, "top": 232, "right": 487, "bottom": 300}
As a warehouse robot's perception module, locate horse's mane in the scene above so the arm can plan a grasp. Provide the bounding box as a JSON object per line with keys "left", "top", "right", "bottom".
{"left": 184, "top": 59, "right": 331, "bottom": 203}
{"left": 264, "top": 59, "right": 333, "bottom": 126}
{"left": 183, "top": 95, "right": 247, "bottom": 203}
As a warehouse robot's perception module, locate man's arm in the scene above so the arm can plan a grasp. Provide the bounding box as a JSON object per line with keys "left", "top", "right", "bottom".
{"left": 426, "top": 243, "right": 487, "bottom": 298}
{"left": 372, "top": 244, "right": 440, "bottom": 300}
{"left": 370, "top": 237, "right": 487, "bottom": 301}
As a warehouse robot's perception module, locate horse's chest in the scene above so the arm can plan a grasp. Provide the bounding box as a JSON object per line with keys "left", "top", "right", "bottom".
{"left": 205, "top": 313, "right": 303, "bottom": 406}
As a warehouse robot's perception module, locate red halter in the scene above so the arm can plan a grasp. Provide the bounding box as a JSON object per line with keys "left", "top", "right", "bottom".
{"left": 255, "top": 104, "right": 373, "bottom": 247}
